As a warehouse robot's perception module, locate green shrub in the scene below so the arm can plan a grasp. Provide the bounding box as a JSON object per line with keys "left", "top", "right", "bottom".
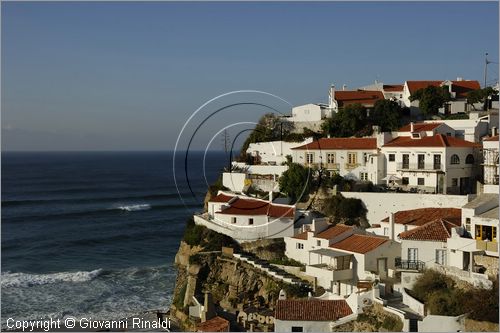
{"left": 269, "top": 257, "right": 304, "bottom": 267}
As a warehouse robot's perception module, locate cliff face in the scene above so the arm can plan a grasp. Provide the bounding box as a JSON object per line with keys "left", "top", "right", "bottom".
{"left": 170, "top": 236, "right": 303, "bottom": 331}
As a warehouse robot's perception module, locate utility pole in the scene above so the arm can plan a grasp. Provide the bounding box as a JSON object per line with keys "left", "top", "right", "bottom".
{"left": 484, "top": 52, "right": 490, "bottom": 88}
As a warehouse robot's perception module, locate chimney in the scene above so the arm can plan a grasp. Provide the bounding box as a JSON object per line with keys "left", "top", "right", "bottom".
{"left": 410, "top": 122, "right": 414, "bottom": 132}
{"left": 456, "top": 77, "right": 463, "bottom": 81}
{"left": 278, "top": 289, "right": 287, "bottom": 300}
{"left": 342, "top": 84, "right": 347, "bottom": 91}
{"left": 330, "top": 84, "right": 335, "bottom": 107}
{"left": 269, "top": 191, "right": 273, "bottom": 203}
{"left": 389, "top": 212, "right": 395, "bottom": 240}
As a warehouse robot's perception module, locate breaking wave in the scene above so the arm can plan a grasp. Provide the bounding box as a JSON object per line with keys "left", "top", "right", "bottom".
{"left": 1, "top": 269, "right": 104, "bottom": 288}
{"left": 115, "top": 204, "right": 151, "bottom": 212}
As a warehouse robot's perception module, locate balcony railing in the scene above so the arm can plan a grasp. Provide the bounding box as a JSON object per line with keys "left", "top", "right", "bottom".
{"left": 395, "top": 258, "right": 425, "bottom": 271}
{"left": 397, "top": 163, "right": 442, "bottom": 171}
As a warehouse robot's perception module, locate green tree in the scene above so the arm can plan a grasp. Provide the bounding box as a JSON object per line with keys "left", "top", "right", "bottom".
{"left": 371, "top": 99, "right": 401, "bottom": 131}
{"left": 467, "top": 87, "right": 497, "bottom": 110}
{"left": 279, "top": 163, "right": 311, "bottom": 203}
{"left": 409, "top": 85, "right": 451, "bottom": 117}
{"left": 321, "top": 103, "right": 368, "bottom": 137}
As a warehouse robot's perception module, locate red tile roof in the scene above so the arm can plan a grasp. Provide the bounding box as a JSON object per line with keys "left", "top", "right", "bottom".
{"left": 197, "top": 316, "right": 229, "bottom": 332}
{"left": 292, "top": 231, "right": 309, "bottom": 240}
{"left": 381, "top": 208, "right": 461, "bottom": 227}
{"left": 316, "top": 224, "right": 353, "bottom": 240}
{"left": 398, "top": 122, "right": 442, "bottom": 132}
{"left": 292, "top": 137, "right": 377, "bottom": 150}
{"left": 210, "top": 193, "right": 235, "bottom": 203}
{"left": 383, "top": 84, "right": 404, "bottom": 92}
{"left": 484, "top": 135, "right": 499, "bottom": 142}
{"left": 334, "top": 90, "right": 384, "bottom": 107}
{"left": 406, "top": 81, "right": 442, "bottom": 94}
{"left": 452, "top": 80, "right": 481, "bottom": 98}
{"left": 275, "top": 299, "right": 352, "bottom": 321}
{"left": 383, "top": 134, "right": 478, "bottom": 148}
{"left": 217, "top": 197, "right": 295, "bottom": 218}
{"left": 399, "top": 218, "right": 461, "bottom": 242}
{"left": 330, "top": 234, "right": 388, "bottom": 254}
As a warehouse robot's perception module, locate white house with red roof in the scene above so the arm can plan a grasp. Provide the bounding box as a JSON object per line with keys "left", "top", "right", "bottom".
{"left": 274, "top": 298, "right": 353, "bottom": 332}
{"left": 194, "top": 191, "right": 297, "bottom": 242}
{"left": 291, "top": 137, "right": 384, "bottom": 183}
{"left": 284, "top": 224, "right": 400, "bottom": 296}
{"left": 328, "top": 86, "right": 385, "bottom": 113}
{"left": 381, "top": 127, "right": 480, "bottom": 194}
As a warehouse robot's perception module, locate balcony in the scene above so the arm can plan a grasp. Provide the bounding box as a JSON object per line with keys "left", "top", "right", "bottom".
{"left": 325, "top": 163, "right": 340, "bottom": 170}
{"left": 476, "top": 240, "right": 498, "bottom": 253}
{"left": 306, "top": 263, "right": 353, "bottom": 283}
{"left": 397, "top": 163, "right": 442, "bottom": 172}
{"left": 395, "top": 258, "right": 425, "bottom": 272}
{"left": 345, "top": 163, "right": 360, "bottom": 169}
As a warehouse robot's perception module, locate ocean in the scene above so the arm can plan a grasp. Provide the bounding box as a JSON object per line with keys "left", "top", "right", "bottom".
{"left": 1, "top": 151, "right": 229, "bottom": 326}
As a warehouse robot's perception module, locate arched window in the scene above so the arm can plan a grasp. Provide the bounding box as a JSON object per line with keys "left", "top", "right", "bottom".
{"left": 450, "top": 154, "right": 460, "bottom": 165}
{"left": 465, "top": 154, "right": 474, "bottom": 164}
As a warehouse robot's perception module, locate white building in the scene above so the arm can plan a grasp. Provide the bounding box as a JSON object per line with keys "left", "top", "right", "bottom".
{"left": 246, "top": 138, "right": 313, "bottom": 165}
{"left": 328, "top": 86, "right": 384, "bottom": 113}
{"left": 381, "top": 132, "right": 480, "bottom": 194}
{"left": 284, "top": 224, "right": 400, "bottom": 296}
{"left": 482, "top": 135, "right": 499, "bottom": 190}
{"left": 288, "top": 103, "right": 332, "bottom": 122}
{"left": 422, "top": 113, "right": 491, "bottom": 143}
{"left": 194, "top": 191, "right": 296, "bottom": 242}
{"left": 291, "top": 137, "right": 384, "bottom": 183}
{"left": 359, "top": 81, "right": 405, "bottom": 107}
{"left": 222, "top": 164, "right": 288, "bottom": 193}
{"left": 274, "top": 298, "right": 353, "bottom": 332}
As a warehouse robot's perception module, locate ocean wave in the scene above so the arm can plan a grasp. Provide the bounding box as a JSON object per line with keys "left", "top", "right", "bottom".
{"left": 114, "top": 204, "right": 151, "bottom": 212}
{"left": 1, "top": 269, "right": 104, "bottom": 288}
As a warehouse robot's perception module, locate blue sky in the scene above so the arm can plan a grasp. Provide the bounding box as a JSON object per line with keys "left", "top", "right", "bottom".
{"left": 2, "top": 1, "right": 499, "bottom": 151}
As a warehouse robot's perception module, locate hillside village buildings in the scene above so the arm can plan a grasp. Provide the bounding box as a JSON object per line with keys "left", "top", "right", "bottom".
{"left": 195, "top": 78, "right": 498, "bottom": 332}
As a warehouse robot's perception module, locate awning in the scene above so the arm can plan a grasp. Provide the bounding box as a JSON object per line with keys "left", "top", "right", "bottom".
{"left": 381, "top": 175, "right": 402, "bottom": 181}
{"left": 309, "top": 248, "right": 349, "bottom": 257}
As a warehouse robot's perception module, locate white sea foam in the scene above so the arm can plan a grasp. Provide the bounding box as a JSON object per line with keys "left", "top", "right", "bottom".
{"left": 115, "top": 204, "right": 151, "bottom": 211}
{"left": 1, "top": 269, "right": 103, "bottom": 288}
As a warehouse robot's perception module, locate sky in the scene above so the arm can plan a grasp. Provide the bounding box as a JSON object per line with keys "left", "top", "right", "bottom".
{"left": 2, "top": 1, "right": 499, "bottom": 151}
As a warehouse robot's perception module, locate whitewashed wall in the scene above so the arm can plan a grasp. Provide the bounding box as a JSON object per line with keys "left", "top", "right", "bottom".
{"left": 275, "top": 319, "right": 332, "bottom": 332}
{"left": 419, "top": 314, "right": 465, "bottom": 332}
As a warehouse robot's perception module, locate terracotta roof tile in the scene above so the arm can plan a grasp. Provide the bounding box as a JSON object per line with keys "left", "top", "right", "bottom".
{"left": 383, "top": 134, "right": 478, "bottom": 148}
{"left": 330, "top": 234, "right": 388, "bottom": 254}
{"left": 217, "top": 197, "right": 295, "bottom": 218}
{"left": 452, "top": 80, "right": 481, "bottom": 98}
{"left": 210, "top": 193, "right": 234, "bottom": 203}
{"left": 334, "top": 90, "right": 384, "bottom": 107}
{"left": 406, "top": 81, "right": 442, "bottom": 94}
{"left": 383, "top": 84, "right": 404, "bottom": 92}
{"left": 197, "top": 316, "right": 229, "bottom": 332}
{"left": 484, "top": 135, "right": 499, "bottom": 142}
{"left": 292, "top": 137, "right": 377, "bottom": 150}
{"left": 381, "top": 208, "right": 461, "bottom": 227}
{"left": 399, "top": 218, "right": 461, "bottom": 242}
{"left": 275, "top": 299, "right": 352, "bottom": 321}
{"left": 398, "top": 122, "right": 442, "bottom": 132}
{"left": 293, "top": 231, "right": 309, "bottom": 240}
{"left": 316, "top": 224, "right": 353, "bottom": 240}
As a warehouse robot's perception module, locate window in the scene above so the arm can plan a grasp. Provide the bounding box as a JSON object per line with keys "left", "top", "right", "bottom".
{"left": 465, "top": 154, "right": 475, "bottom": 164}
{"left": 383, "top": 227, "right": 389, "bottom": 236}
{"left": 452, "top": 178, "right": 458, "bottom": 187}
{"left": 316, "top": 240, "right": 321, "bottom": 246}
{"left": 231, "top": 217, "right": 237, "bottom": 224}
{"left": 418, "top": 154, "right": 425, "bottom": 169}
{"left": 296, "top": 243, "right": 304, "bottom": 250}
{"left": 446, "top": 132, "right": 452, "bottom": 137}
{"left": 402, "top": 154, "right": 409, "bottom": 169}
{"left": 360, "top": 172, "right": 368, "bottom": 181}
{"left": 305, "top": 153, "right": 314, "bottom": 164}
{"left": 451, "top": 154, "right": 460, "bottom": 164}
{"left": 465, "top": 218, "right": 471, "bottom": 232}
{"left": 327, "top": 153, "right": 336, "bottom": 164}
{"left": 435, "top": 249, "right": 447, "bottom": 265}
{"left": 402, "top": 177, "right": 409, "bottom": 185}
{"left": 388, "top": 154, "right": 395, "bottom": 162}
{"left": 418, "top": 178, "right": 425, "bottom": 185}
{"left": 371, "top": 157, "right": 373, "bottom": 164}
{"left": 433, "top": 154, "right": 441, "bottom": 170}
{"left": 412, "top": 133, "right": 420, "bottom": 139}
{"left": 408, "top": 248, "right": 418, "bottom": 262}
{"left": 348, "top": 152, "right": 357, "bottom": 165}
{"left": 248, "top": 218, "right": 254, "bottom": 225}
{"left": 291, "top": 327, "right": 303, "bottom": 332}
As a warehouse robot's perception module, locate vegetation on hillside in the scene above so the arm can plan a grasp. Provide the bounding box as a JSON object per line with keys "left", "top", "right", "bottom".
{"left": 278, "top": 162, "right": 312, "bottom": 203}
{"left": 319, "top": 193, "right": 368, "bottom": 226}
{"left": 183, "top": 218, "right": 239, "bottom": 251}
{"left": 467, "top": 87, "right": 498, "bottom": 110}
{"left": 410, "top": 269, "right": 499, "bottom": 322}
